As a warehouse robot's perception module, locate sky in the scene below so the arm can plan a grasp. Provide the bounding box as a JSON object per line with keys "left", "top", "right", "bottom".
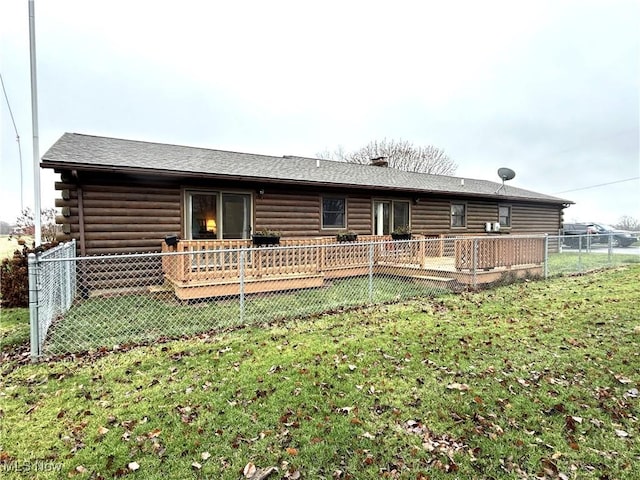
{"left": 1, "top": 0, "right": 638, "bottom": 227}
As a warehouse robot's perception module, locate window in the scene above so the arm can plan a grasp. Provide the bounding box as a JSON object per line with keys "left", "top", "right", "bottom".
{"left": 374, "top": 200, "right": 410, "bottom": 235}
{"left": 322, "top": 197, "right": 346, "bottom": 229}
{"left": 185, "top": 190, "right": 251, "bottom": 239}
{"left": 499, "top": 205, "right": 511, "bottom": 228}
{"left": 451, "top": 203, "right": 466, "bottom": 228}
{"left": 393, "top": 202, "right": 410, "bottom": 232}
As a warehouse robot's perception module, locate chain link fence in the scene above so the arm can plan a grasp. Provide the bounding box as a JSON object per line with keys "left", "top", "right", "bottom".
{"left": 28, "top": 240, "right": 76, "bottom": 357}
{"left": 552, "top": 232, "right": 640, "bottom": 275}
{"left": 28, "top": 234, "right": 639, "bottom": 359}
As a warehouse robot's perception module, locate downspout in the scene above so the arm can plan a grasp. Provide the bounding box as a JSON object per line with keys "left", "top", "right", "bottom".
{"left": 77, "top": 187, "right": 86, "bottom": 256}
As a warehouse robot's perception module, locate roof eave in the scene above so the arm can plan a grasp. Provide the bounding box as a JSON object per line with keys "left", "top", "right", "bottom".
{"left": 42, "top": 160, "right": 571, "bottom": 205}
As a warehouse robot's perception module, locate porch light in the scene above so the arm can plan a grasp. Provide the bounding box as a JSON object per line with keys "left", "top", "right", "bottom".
{"left": 206, "top": 218, "right": 217, "bottom": 233}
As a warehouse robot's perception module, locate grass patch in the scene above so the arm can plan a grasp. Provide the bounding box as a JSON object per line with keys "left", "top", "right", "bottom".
{"left": 548, "top": 251, "right": 640, "bottom": 275}
{"left": 1, "top": 265, "right": 639, "bottom": 479}
{"left": 43, "top": 276, "right": 446, "bottom": 355}
{"left": 0, "top": 235, "right": 32, "bottom": 260}
{"left": 0, "top": 308, "right": 29, "bottom": 352}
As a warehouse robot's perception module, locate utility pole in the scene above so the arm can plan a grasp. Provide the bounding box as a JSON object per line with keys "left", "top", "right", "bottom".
{"left": 29, "top": 0, "right": 41, "bottom": 246}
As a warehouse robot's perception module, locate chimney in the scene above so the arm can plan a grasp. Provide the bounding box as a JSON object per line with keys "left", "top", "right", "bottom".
{"left": 370, "top": 156, "right": 388, "bottom": 167}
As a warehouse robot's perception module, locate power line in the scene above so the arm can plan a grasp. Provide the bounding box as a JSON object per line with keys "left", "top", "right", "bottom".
{"left": 522, "top": 130, "right": 638, "bottom": 169}
{"left": 553, "top": 176, "right": 640, "bottom": 194}
{"left": 0, "top": 71, "right": 24, "bottom": 211}
{"left": 542, "top": 129, "right": 637, "bottom": 159}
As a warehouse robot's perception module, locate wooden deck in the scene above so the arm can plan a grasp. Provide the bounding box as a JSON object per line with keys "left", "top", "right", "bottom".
{"left": 161, "top": 235, "right": 545, "bottom": 299}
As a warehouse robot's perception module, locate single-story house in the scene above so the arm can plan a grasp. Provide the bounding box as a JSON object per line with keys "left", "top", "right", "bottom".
{"left": 43, "top": 133, "right": 571, "bottom": 257}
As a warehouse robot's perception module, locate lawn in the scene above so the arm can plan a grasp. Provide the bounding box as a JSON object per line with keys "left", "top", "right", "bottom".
{"left": 1, "top": 266, "right": 638, "bottom": 479}
{"left": 35, "top": 250, "right": 639, "bottom": 356}
{"left": 0, "top": 235, "right": 35, "bottom": 260}
{"left": 43, "top": 276, "right": 447, "bottom": 355}
{"left": 547, "top": 250, "right": 640, "bottom": 275}
{"left": 0, "top": 308, "right": 29, "bottom": 353}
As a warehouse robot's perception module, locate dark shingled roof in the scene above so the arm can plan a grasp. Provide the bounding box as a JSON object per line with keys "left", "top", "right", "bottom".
{"left": 42, "top": 133, "right": 571, "bottom": 204}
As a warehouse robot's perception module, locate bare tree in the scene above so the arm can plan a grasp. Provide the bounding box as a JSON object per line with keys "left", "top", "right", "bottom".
{"left": 318, "top": 139, "right": 457, "bottom": 176}
{"left": 615, "top": 215, "right": 640, "bottom": 231}
{"left": 15, "top": 207, "right": 60, "bottom": 242}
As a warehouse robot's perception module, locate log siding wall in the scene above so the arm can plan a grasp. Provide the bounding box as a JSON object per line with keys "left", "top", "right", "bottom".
{"left": 54, "top": 171, "right": 564, "bottom": 257}
{"left": 56, "top": 180, "right": 181, "bottom": 255}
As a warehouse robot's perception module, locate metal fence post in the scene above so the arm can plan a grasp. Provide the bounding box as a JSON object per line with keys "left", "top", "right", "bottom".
{"left": 239, "top": 249, "right": 245, "bottom": 323}
{"left": 578, "top": 235, "right": 582, "bottom": 271}
{"left": 368, "top": 242, "right": 374, "bottom": 302}
{"left": 608, "top": 233, "right": 613, "bottom": 265}
{"left": 28, "top": 253, "right": 40, "bottom": 361}
{"left": 70, "top": 239, "right": 77, "bottom": 304}
{"left": 544, "top": 234, "right": 549, "bottom": 279}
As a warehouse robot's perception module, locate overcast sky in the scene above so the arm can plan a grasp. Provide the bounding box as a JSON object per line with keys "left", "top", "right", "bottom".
{"left": 1, "top": 0, "right": 638, "bottom": 226}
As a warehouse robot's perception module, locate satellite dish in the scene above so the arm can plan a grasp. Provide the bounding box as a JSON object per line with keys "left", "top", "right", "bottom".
{"left": 495, "top": 167, "right": 516, "bottom": 194}
{"left": 497, "top": 167, "right": 516, "bottom": 181}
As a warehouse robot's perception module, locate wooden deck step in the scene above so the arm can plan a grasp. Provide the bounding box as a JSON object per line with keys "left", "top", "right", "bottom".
{"left": 168, "top": 273, "right": 325, "bottom": 300}
{"left": 411, "top": 275, "right": 456, "bottom": 283}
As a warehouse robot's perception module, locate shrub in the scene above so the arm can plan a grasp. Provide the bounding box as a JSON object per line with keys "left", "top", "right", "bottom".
{"left": 0, "top": 242, "right": 59, "bottom": 308}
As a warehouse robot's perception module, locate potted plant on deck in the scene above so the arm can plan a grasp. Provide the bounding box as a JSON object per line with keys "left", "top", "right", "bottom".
{"left": 252, "top": 228, "right": 281, "bottom": 246}
{"left": 391, "top": 225, "right": 412, "bottom": 240}
{"left": 336, "top": 230, "right": 358, "bottom": 242}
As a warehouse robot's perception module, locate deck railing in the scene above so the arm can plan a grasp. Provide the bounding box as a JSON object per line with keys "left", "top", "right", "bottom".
{"left": 162, "top": 234, "right": 545, "bottom": 286}
{"left": 454, "top": 236, "right": 545, "bottom": 270}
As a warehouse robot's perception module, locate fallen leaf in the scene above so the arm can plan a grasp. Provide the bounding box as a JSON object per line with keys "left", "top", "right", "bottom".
{"left": 244, "top": 463, "right": 257, "bottom": 477}
{"left": 614, "top": 374, "right": 632, "bottom": 384}
{"left": 615, "top": 429, "right": 629, "bottom": 438}
{"left": 243, "top": 463, "right": 278, "bottom": 480}
{"left": 286, "top": 447, "right": 298, "bottom": 456}
{"left": 361, "top": 432, "right": 376, "bottom": 440}
{"left": 192, "top": 462, "right": 202, "bottom": 469}
{"left": 201, "top": 451, "right": 211, "bottom": 460}
{"left": 97, "top": 426, "right": 109, "bottom": 436}
{"left": 75, "top": 466, "right": 88, "bottom": 473}
{"left": 148, "top": 428, "right": 162, "bottom": 438}
{"left": 128, "top": 461, "right": 140, "bottom": 471}
{"left": 447, "top": 383, "right": 469, "bottom": 391}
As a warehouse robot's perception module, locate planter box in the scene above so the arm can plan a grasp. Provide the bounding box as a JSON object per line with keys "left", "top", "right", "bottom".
{"left": 252, "top": 235, "right": 280, "bottom": 246}
{"left": 336, "top": 233, "right": 358, "bottom": 242}
{"left": 391, "top": 233, "right": 412, "bottom": 240}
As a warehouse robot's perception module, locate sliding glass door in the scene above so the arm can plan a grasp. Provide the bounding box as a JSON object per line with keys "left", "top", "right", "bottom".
{"left": 186, "top": 191, "right": 251, "bottom": 240}
{"left": 374, "top": 200, "right": 410, "bottom": 235}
